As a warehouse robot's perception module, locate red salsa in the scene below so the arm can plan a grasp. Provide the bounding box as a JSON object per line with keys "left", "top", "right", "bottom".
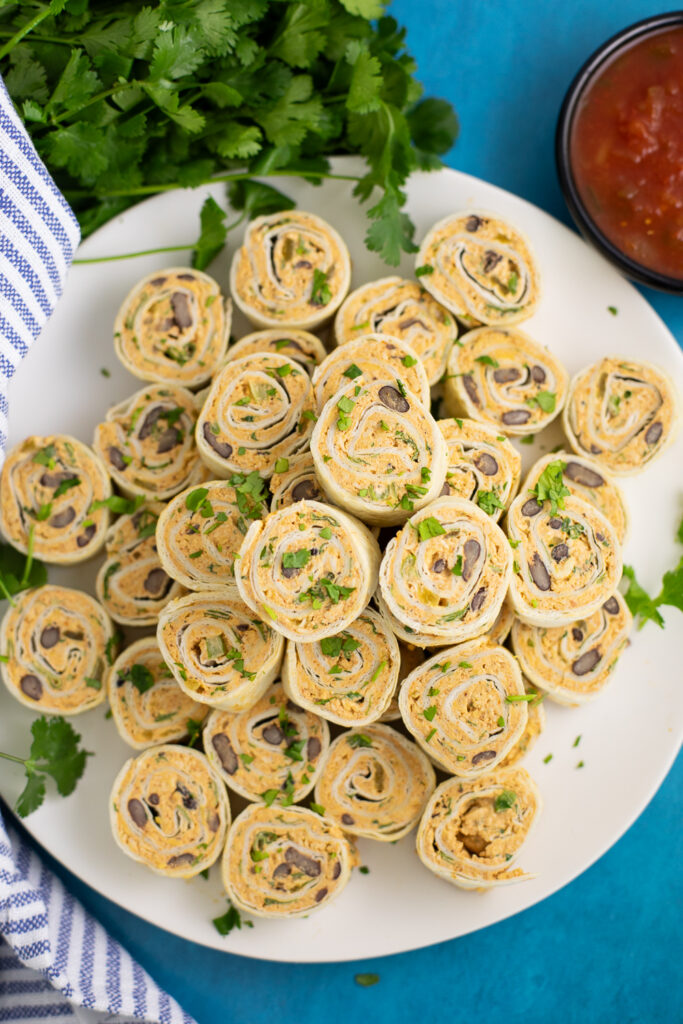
{"left": 571, "top": 26, "right": 683, "bottom": 279}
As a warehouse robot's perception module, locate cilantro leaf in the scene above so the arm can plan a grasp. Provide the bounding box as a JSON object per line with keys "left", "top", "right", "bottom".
{"left": 192, "top": 197, "right": 227, "bottom": 271}
{"left": 622, "top": 565, "right": 665, "bottom": 629}
{"left": 213, "top": 901, "right": 253, "bottom": 935}
{"left": 531, "top": 460, "right": 570, "bottom": 515}
{"left": 3, "top": 717, "right": 91, "bottom": 817}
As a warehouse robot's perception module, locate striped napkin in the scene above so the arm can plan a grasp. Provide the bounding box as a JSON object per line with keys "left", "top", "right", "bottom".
{"left": 0, "top": 78, "right": 196, "bottom": 1024}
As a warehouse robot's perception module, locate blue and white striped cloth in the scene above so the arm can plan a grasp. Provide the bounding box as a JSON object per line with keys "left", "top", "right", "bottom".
{"left": 0, "top": 79, "right": 196, "bottom": 1024}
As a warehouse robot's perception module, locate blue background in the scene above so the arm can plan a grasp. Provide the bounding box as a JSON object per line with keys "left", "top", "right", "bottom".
{"left": 18, "top": 2, "right": 683, "bottom": 1021}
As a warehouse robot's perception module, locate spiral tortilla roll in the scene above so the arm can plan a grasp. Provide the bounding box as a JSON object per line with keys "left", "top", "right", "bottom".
{"left": 499, "top": 681, "right": 546, "bottom": 767}
{"left": 0, "top": 435, "right": 111, "bottom": 564}
{"left": 439, "top": 417, "right": 521, "bottom": 518}
{"left": 314, "top": 724, "right": 436, "bottom": 842}
{"left": 0, "top": 585, "right": 113, "bottom": 714}
{"left": 270, "top": 451, "right": 325, "bottom": 509}
{"left": 312, "top": 333, "right": 430, "bottom": 410}
{"left": 562, "top": 356, "right": 679, "bottom": 475}
{"left": 444, "top": 328, "right": 568, "bottom": 435}
{"left": 416, "top": 767, "right": 541, "bottom": 890}
{"left": 511, "top": 591, "right": 632, "bottom": 705}
{"left": 378, "top": 496, "right": 512, "bottom": 646}
{"left": 334, "top": 277, "right": 458, "bottom": 385}
{"left": 506, "top": 491, "right": 622, "bottom": 627}
{"left": 110, "top": 744, "right": 230, "bottom": 878}
{"left": 93, "top": 384, "right": 201, "bottom": 500}
{"left": 108, "top": 637, "right": 207, "bottom": 749}
{"left": 230, "top": 210, "right": 351, "bottom": 330}
{"left": 225, "top": 329, "right": 326, "bottom": 376}
{"left": 416, "top": 211, "right": 541, "bottom": 325}
{"left": 96, "top": 503, "right": 183, "bottom": 626}
{"left": 155, "top": 476, "right": 268, "bottom": 594}
{"left": 522, "top": 451, "right": 628, "bottom": 545}
{"left": 311, "top": 378, "right": 447, "bottom": 526}
{"left": 113, "top": 267, "right": 231, "bottom": 388}
{"left": 203, "top": 682, "right": 329, "bottom": 804}
{"left": 236, "top": 501, "right": 380, "bottom": 643}
{"left": 195, "top": 353, "right": 316, "bottom": 480}
{"left": 399, "top": 639, "right": 527, "bottom": 777}
{"left": 282, "top": 607, "right": 400, "bottom": 726}
{"left": 157, "top": 593, "right": 285, "bottom": 711}
{"left": 221, "top": 803, "right": 353, "bottom": 918}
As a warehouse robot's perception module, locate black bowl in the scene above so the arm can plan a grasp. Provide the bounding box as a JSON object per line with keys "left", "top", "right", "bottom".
{"left": 556, "top": 12, "right": 683, "bottom": 293}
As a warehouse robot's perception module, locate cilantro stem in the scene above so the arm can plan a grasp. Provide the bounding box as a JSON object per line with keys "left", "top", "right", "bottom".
{"left": 0, "top": 750, "right": 28, "bottom": 767}
{"left": 73, "top": 214, "right": 245, "bottom": 264}
{"left": 0, "top": 577, "right": 16, "bottom": 607}
{"left": 19, "top": 526, "right": 35, "bottom": 589}
{"left": 50, "top": 82, "right": 138, "bottom": 125}
{"left": 0, "top": 9, "right": 54, "bottom": 59}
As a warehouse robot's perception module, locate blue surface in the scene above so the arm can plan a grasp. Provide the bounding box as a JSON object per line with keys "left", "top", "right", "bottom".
{"left": 15, "top": 2, "right": 683, "bottom": 1021}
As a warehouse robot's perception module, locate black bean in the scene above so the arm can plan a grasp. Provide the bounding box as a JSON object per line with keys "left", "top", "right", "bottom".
{"left": 603, "top": 596, "right": 620, "bottom": 615}
{"left": 462, "top": 539, "right": 481, "bottom": 581}
{"left": 144, "top": 568, "right": 169, "bottom": 594}
{"left": 156, "top": 428, "right": 179, "bottom": 454}
{"left": 202, "top": 423, "right": 232, "bottom": 459}
{"left": 572, "top": 648, "right": 601, "bottom": 676}
{"left": 462, "top": 374, "right": 480, "bottom": 406}
{"left": 474, "top": 452, "right": 498, "bottom": 476}
{"left": 292, "top": 479, "right": 320, "bottom": 501}
{"left": 548, "top": 517, "right": 562, "bottom": 528}
{"left": 564, "top": 461, "right": 604, "bottom": 488}
{"left": 466, "top": 215, "right": 483, "bottom": 232}
{"left": 341, "top": 814, "right": 355, "bottom": 826}
{"left": 589, "top": 444, "right": 602, "bottom": 455}
{"left": 284, "top": 846, "right": 321, "bottom": 876}
{"left": 40, "top": 470, "right": 73, "bottom": 489}
{"left": 171, "top": 292, "right": 192, "bottom": 329}
{"left": 378, "top": 385, "right": 409, "bottom": 413}
{"left": 521, "top": 498, "right": 542, "bottom": 517}
{"left": 40, "top": 626, "right": 60, "bottom": 648}
{"left": 20, "top": 674, "right": 42, "bottom": 700}
{"left": 482, "top": 250, "right": 502, "bottom": 274}
{"left": 76, "top": 524, "right": 96, "bottom": 548}
{"left": 148, "top": 792, "right": 160, "bottom": 805}
{"left": 167, "top": 853, "right": 195, "bottom": 868}
{"left": 398, "top": 317, "right": 428, "bottom": 330}
{"left": 272, "top": 863, "right": 292, "bottom": 879}
{"left": 471, "top": 749, "right": 496, "bottom": 766}
{"left": 307, "top": 737, "right": 322, "bottom": 760}
{"left": 492, "top": 367, "right": 520, "bottom": 384}
{"left": 471, "top": 587, "right": 487, "bottom": 611}
{"left": 176, "top": 783, "right": 197, "bottom": 809}
{"left": 281, "top": 565, "right": 300, "bottom": 579}
{"left": 211, "top": 733, "right": 238, "bottom": 774}
{"left": 138, "top": 406, "right": 163, "bottom": 440}
{"left": 293, "top": 259, "right": 312, "bottom": 269}
{"left": 177, "top": 273, "right": 195, "bottom": 282}
{"left": 529, "top": 553, "right": 551, "bottom": 591}
{"left": 440, "top": 481, "right": 452, "bottom": 496}
{"left": 262, "top": 722, "right": 284, "bottom": 745}
{"left": 315, "top": 888, "right": 328, "bottom": 903}
{"left": 332, "top": 861, "right": 341, "bottom": 879}
{"left": 645, "top": 421, "right": 663, "bottom": 445}
{"left": 150, "top": 276, "right": 167, "bottom": 286}
{"left": 551, "top": 543, "right": 569, "bottom": 562}
{"left": 108, "top": 446, "right": 127, "bottom": 471}
{"left": 431, "top": 558, "right": 447, "bottom": 573}
{"left": 127, "top": 798, "right": 147, "bottom": 828}
{"left": 49, "top": 506, "right": 76, "bottom": 529}
{"left": 208, "top": 812, "right": 220, "bottom": 833}
{"left": 501, "top": 409, "right": 530, "bottom": 425}
{"left": 572, "top": 627, "right": 584, "bottom": 642}
{"left": 531, "top": 365, "right": 546, "bottom": 384}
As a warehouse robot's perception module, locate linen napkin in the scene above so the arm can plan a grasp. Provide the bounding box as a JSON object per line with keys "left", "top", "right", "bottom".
{"left": 0, "top": 77, "right": 196, "bottom": 1024}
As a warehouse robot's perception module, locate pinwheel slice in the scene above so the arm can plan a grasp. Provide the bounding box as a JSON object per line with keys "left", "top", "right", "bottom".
{"left": 236, "top": 500, "right": 380, "bottom": 643}
{"left": 282, "top": 607, "right": 400, "bottom": 726}
{"left": 0, "top": 585, "right": 114, "bottom": 714}
{"left": 110, "top": 744, "right": 230, "bottom": 878}
{"left": 93, "top": 384, "right": 201, "bottom": 500}
{"left": 195, "top": 353, "right": 316, "bottom": 479}
{"left": 157, "top": 593, "right": 285, "bottom": 712}
{"left": 113, "top": 267, "right": 231, "bottom": 388}
{"left": 444, "top": 327, "right": 568, "bottom": 435}
{"left": 270, "top": 451, "right": 325, "bottom": 509}
{"left": 416, "top": 767, "right": 541, "bottom": 889}
{"left": 0, "top": 434, "right": 111, "bottom": 564}
{"left": 230, "top": 210, "right": 351, "bottom": 330}
{"left": 378, "top": 496, "right": 512, "bottom": 645}
{"left": 563, "top": 356, "right": 679, "bottom": 475}
{"left": 506, "top": 489, "right": 622, "bottom": 627}
{"left": 438, "top": 417, "right": 521, "bottom": 518}
{"left": 311, "top": 378, "right": 447, "bottom": 526}
{"left": 203, "top": 682, "right": 329, "bottom": 804}
{"left": 221, "top": 803, "right": 354, "bottom": 918}
{"left": 511, "top": 591, "right": 632, "bottom": 705}
{"left": 312, "top": 333, "right": 430, "bottom": 411}
{"left": 522, "top": 451, "right": 628, "bottom": 544}
{"left": 334, "top": 277, "right": 458, "bottom": 385}
{"left": 398, "top": 638, "right": 527, "bottom": 776}
{"left": 314, "top": 724, "right": 436, "bottom": 841}
{"left": 416, "top": 211, "right": 541, "bottom": 325}
{"left": 96, "top": 502, "right": 184, "bottom": 626}
{"left": 107, "top": 637, "right": 207, "bottom": 749}
{"left": 155, "top": 476, "right": 268, "bottom": 594}
{"left": 225, "top": 329, "right": 326, "bottom": 376}
{"left": 499, "top": 681, "right": 546, "bottom": 767}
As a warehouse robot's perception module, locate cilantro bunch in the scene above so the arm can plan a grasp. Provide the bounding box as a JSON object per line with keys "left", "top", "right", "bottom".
{"left": 0, "top": 716, "right": 91, "bottom": 817}
{"left": 0, "top": 0, "right": 458, "bottom": 265}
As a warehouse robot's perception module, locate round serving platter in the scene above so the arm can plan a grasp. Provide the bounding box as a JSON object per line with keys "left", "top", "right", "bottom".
{"left": 0, "top": 156, "right": 681, "bottom": 962}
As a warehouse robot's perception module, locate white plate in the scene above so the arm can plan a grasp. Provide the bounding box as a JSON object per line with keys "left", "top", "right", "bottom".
{"left": 1, "top": 157, "right": 682, "bottom": 963}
